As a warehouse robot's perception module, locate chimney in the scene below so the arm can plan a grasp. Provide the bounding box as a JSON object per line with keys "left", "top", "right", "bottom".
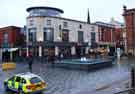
{"left": 123, "top": 5, "right": 127, "bottom": 12}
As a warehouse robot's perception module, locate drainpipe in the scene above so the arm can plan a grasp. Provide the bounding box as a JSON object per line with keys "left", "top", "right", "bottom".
{"left": 132, "top": 13, "right": 134, "bottom": 55}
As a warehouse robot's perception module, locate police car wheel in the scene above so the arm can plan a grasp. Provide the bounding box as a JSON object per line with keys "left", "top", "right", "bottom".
{"left": 19, "top": 90, "right": 25, "bottom": 94}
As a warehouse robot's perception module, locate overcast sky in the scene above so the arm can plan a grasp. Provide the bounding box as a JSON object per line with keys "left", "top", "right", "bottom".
{"left": 0, "top": 0, "right": 134, "bottom": 27}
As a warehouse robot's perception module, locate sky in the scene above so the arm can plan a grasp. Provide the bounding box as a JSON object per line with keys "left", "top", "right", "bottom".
{"left": 0, "top": 0, "right": 135, "bottom": 27}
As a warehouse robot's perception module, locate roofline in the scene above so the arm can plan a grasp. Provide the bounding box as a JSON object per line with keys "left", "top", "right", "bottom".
{"left": 93, "top": 21, "right": 115, "bottom": 28}
{"left": 0, "top": 26, "right": 21, "bottom": 30}
{"left": 26, "top": 6, "right": 64, "bottom": 13}
{"left": 27, "top": 16, "right": 96, "bottom": 25}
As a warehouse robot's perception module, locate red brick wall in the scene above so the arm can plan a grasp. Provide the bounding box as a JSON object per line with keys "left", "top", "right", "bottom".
{"left": 115, "top": 28, "right": 122, "bottom": 47}
{"left": 0, "top": 26, "right": 22, "bottom": 47}
{"left": 98, "top": 26, "right": 114, "bottom": 43}
{"left": 123, "top": 13, "right": 134, "bottom": 49}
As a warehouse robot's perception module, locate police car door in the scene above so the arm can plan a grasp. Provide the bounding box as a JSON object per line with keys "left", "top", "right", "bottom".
{"left": 14, "top": 76, "right": 21, "bottom": 91}
{"left": 19, "top": 78, "right": 27, "bottom": 92}
{"left": 7, "top": 76, "right": 15, "bottom": 89}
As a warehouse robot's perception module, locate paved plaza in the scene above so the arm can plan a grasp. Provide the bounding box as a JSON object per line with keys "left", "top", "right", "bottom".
{"left": 0, "top": 57, "right": 131, "bottom": 94}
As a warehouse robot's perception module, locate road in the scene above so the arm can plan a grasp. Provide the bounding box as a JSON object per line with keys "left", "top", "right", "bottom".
{"left": 0, "top": 57, "right": 130, "bottom": 94}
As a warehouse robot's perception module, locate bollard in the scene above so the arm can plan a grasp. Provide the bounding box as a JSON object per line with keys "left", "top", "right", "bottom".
{"left": 130, "top": 67, "right": 135, "bottom": 94}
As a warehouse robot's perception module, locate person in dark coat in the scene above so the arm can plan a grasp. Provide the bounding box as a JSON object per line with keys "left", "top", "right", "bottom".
{"left": 28, "top": 55, "right": 33, "bottom": 72}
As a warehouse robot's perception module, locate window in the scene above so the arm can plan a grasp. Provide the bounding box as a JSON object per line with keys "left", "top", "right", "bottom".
{"left": 91, "top": 26, "right": 95, "bottom": 31}
{"left": 62, "top": 29, "right": 69, "bottom": 42}
{"left": 29, "top": 19, "right": 34, "bottom": 26}
{"left": 30, "top": 77, "right": 42, "bottom": 84}
{"left": 47, "top": 20, "right": 51, "bottom": 25}
{"left": 63, "top": 22, "right": 68, "bottom": 28}
{"left": 15, "top": 76, "right": 21, "bottom": 82}
{"left": 59, "top": 25, "right": 62, "bottom": 30}
{"left": 91, "top": 32, "right": 96, "bottom": 42}
{"left": 21, "top": 78, "right": 26, "bottom": 84}
{"left": 3, "top": 32, "right": 9, "bottom": 47}
{"left": 3, "top": 33, "right": 8, "bottom": 42}
{"left": 9, "top": 76, "right": 15, "bottom": 81}
{"left": 79, "top": 24, "right": 82, "bottom": 29}
{"left": 44, "top": 28, "right": 54, "bottom": 41}
{"left": 29, "top": 28, "right": 36, "bottom": 42}
{"left": 78, "top": 31, "right": 84, "bottom": 42}
{"left": 101, "top": 31, "right": 104, "bottom": 41}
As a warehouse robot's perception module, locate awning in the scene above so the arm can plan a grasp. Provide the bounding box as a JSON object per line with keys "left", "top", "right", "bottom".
{"left": 2, "top": 48, "right": 18, "bottom": 52}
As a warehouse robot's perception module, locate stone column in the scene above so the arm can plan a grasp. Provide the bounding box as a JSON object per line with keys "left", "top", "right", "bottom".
{"left": 39, "top": 46, "right": 42, "bottom": 57}
{"left": 26, "top": 47, "right": 29, "bottom": 57}
{"left": 55, "top": 46, "right": 59, "bottom": 56}
{"left": 10, "top": 51, "right": 13, "bottom": 61}
{"left": 117, "top": 48, "right": 120, "bottom": 59}
{"left": 19, "top": 48, "right": 22, "bottom": 56}
{"left": 71, "top": 46, "right": 76, "bottom": 55}
{"left": 85, "top": 47, "right": 89, "bottom": 54}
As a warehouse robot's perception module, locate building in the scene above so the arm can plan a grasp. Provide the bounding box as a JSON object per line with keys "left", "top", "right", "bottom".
{"left": 94, "top": 22, "right": 115, "bottom": 48}
{"left": 26, "top": 6, "right": 98, "bottom": 59}
{"left": 0, "top": 26, "right": 25, "bottom": 61}
{"left": 110, "top": 18, "right": 125, "bottom": 51}
{"left": 0, "top": 26, "right": 23, "bottom": 48}
{"left": 123, "top": 5, "right": 135, "bottom": 55}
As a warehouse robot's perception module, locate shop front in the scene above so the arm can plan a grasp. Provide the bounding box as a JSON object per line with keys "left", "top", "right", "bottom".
{"left": 75, "top": 42, "right": 88, "bottom": 57}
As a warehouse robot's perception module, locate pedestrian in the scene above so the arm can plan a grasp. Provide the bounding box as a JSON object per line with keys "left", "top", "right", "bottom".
{"left": 50, "top": 55, "right": 55, "bottom": 67}
{"left": 59, "top": 53, "right": 63, "bottom": 62}
{"left": 60, "top": 53, "right": 63, "bottom": 60}
{"left": 28, "top": 56, "right": 33, "bottom": 72}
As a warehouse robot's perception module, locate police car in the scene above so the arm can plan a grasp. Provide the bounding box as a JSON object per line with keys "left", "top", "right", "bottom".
{"left": 3, "top": 72, "right": 47, "bottom": 94}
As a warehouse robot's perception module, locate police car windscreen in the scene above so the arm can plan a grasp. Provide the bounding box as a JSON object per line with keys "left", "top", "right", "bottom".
{"left": 30, "top": 77, "right": 42, "bottom": 84}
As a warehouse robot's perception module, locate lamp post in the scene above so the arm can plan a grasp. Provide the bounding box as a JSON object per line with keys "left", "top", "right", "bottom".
{"left": 10, "top": 43, "right": 13, "bottom": 61}
{"left": 123, "top": 28, "right": 127, "bottom": 54}
{"left": 26, "top": 41, "right": 29, "bottom": 58}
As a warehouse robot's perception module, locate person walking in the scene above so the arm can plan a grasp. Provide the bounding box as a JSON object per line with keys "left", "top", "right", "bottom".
{"left": 28, "top": 55, "right": 33, "bottom": 72}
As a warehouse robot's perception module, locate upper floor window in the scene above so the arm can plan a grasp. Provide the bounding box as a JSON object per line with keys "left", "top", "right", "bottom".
{"left": 59, "top": 25, "right": 62, "bottom": 30}
{"left": 28, "top": 28, "right": 36, "bottom": 42}
{"left": 2, "top": 32, "right": 9, "bottom": 47}
{"left": 91, "top": 26, "right": 95, "bottom": 31}
{"left": 91, "top": 32, "right": 96, "bottom": 42}
{"left": 29, "top": 28, "right": 36, "bottom": 32}
{"left": 29, "top": 19, "right": 34, "bottom": 26}
{"left": 44, "top": 28, "right": 54, "bottom": 41}
{"left": 63, "top": 22, "right": 68, "bottom": 28}
{"left": 3, "top": 33, "right": 8, "bottom": 43}
{"left": 47, "top": 20, "right": 51, "bottom": 25}
{"left": 61, "top": 29, "right": 69, "bottom": 42}
{"left": 78, "top": 31, "right": 84, "bottom": 42}
{"left": 79, "top": 24, "right": 82, "bottom": 29}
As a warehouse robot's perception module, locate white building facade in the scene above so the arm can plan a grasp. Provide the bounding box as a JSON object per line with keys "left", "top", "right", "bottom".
{"left": 26, "top": 6, "right": 98, "bottom": 59}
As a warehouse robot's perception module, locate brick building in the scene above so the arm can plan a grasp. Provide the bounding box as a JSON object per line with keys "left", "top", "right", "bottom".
{"left": 110, "top": 19, "right": 125, "bottom": 50}
{"left": 0, "top": 26, "right": 25, "bottom": 48}
{"left": 123, "top": 5, "right": 135, "bottom": 55}
{"left": 94, "top": 22, "right": 116, "bottom": 48}
{"left": 0, "top": 26, "right": 25, "bottom": 61}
